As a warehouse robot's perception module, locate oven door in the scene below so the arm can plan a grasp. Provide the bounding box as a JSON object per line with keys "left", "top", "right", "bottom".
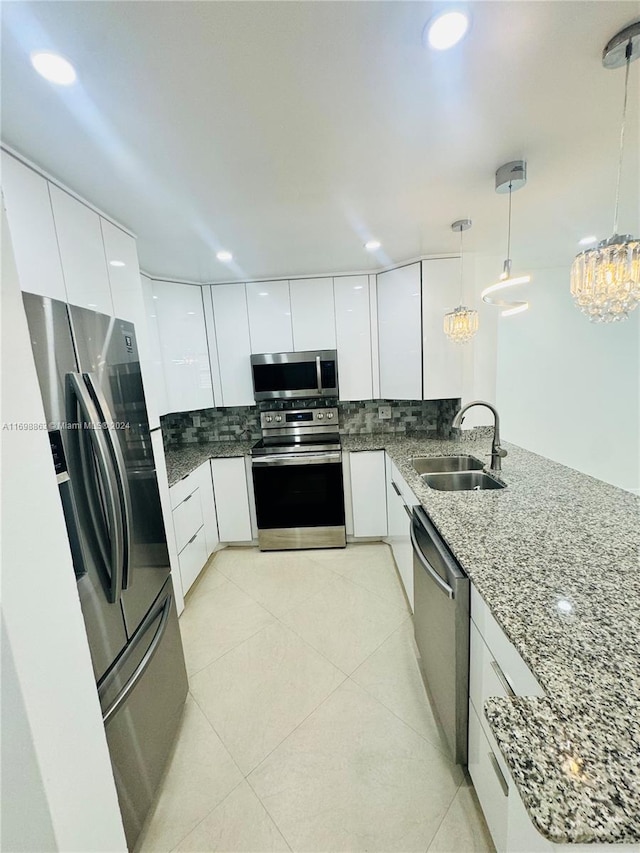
{"left": 252, "top": 452, "right": 346, "bottom": 550}
{"left": 250, "top": 350, "right": 338, "bottom": 401}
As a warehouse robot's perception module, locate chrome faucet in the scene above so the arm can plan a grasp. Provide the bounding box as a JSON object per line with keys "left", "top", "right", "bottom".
{"left": 452, "top": 400, "right": 507, "bottom": 473}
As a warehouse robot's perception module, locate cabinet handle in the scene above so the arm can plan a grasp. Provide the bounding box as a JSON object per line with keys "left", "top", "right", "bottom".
{"left": 391, "top": 480, "right": 402, "bottom": 496}
{"left": 490, "top": 659, "right": 516, "bottom": 698}
{"left": 187, "top": 532, "right": 198, "bottom": 545}
{"left": 403, "top": 504, "right": 413, "bottom": 519}
{"left": 182, "top": 493, "right": 193, "bottom": 503}
{"left": 488, "top": 751, "right": 509, "bottom": 798}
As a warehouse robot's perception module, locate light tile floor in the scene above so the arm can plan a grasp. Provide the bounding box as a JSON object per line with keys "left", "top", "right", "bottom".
{"left": 138, "top": 543, "right": 495, "bottom": 853}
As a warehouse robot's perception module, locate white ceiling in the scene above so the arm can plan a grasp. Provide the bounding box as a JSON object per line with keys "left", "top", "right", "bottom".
{"left": 1, "top": 1, "right": 639, "bottom": 283}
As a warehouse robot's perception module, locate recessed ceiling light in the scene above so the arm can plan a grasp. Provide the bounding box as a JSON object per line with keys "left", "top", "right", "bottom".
{"left": 259, "top": 292, "right": 269, "bottom": 297}
{"left": 425, "top": 11, "right": 470, "bottom": 51}
{"left": 31, "top": 51, "right": 77, "bottom": 85}
{"left": 354, "top": 285, "right": 364, "bottom": 290}
{"left": 216, "top": 250, "right": 233, "bottom": 262}
{"left": 579, "top": 235, "right": 597, "bottom": 246}
{"left": 109, "top": 260, "right": 125, "bottom": 267}
{"left": 364, "top": 240, "right": 381, "bottom": 251}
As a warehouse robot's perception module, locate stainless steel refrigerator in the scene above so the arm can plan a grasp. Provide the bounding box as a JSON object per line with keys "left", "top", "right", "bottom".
{"left": 23, "top": 293, "right": 188, "bottom": 850}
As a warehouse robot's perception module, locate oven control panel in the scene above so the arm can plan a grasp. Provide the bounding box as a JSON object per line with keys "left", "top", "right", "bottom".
{"left": 261, "top": 407, "right": 338, "bottom": 429}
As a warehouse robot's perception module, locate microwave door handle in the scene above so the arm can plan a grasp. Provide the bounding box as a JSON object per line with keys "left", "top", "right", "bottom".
{"left": 84, "top": 373, "right": 132, "bottom": 591}
{"left": 68, "top": 373, "right": 125, "bottom": 604}
{"left": 315, "top": 355, "right": 322, "bottom": 393}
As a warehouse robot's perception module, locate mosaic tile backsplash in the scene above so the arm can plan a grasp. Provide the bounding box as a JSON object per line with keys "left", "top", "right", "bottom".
{"left": 161, "top": 398, "right": 461, "bottom": 450}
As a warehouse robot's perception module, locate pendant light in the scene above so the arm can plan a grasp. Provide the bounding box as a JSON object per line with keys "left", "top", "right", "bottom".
{"left": 570, "top": 22, "right": 640, "bottom": 323}
{"left": 444, "top": 219, "right": 479, "bottom": 343}
{"left": 481, "top": 161, "right": 531, "bottom": 316}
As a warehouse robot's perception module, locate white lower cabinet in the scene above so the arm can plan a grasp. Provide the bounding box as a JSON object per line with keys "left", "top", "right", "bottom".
{"left": 170, "top": 459, "right": 221, "bottom": 596}
{"left": 210, "top": 457, "right": 253, "bottom": 543}
{"left": 349, "top": 450, "right": 387, "bottom": 538}
{"left": 468, "top": 702, "right": 510, "bottom": 853}
{"left": 178, "top": 527, "right": 209, "bottom": 595}
{"left": 384, "top": 456, "right": 414, "bottom": 610}
{"left": 151, "top": 429, "right": 185, "bottom": 615}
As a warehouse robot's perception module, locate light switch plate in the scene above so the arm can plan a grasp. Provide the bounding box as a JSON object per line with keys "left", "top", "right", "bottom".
{"left": 378, "top": 405, "right": 391, "bottom": 420}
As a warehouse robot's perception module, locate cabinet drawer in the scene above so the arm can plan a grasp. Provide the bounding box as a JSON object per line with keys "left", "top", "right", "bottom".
{"left": 471, "top": 586, "right": 543, "bottom": 698}
{"left": 170, "top": 474, "right": 198, "bottom": 509}
{"left": 173, "top": 488, "right": 204, "bottom": 553}
{"left": 389, "top": 459, "right": 417, "bottom": 508}
{"left": 178, "top": 526, "right": 208, "bottom": 595}
{"left": 468, "top": 702, "right": 510, "bottom": 853}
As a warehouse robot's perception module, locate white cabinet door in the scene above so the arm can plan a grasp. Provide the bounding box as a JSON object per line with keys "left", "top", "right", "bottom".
{"left": 150, "top": 429, "right": 184, "bottom": 615}
{"left": 49, "top": 185, "right": 113, "bottom": 315}
{"left": 377, "top": 263, "right": 422, "bottom": 400}
{"left": 290, "top": 278, "right": 336, "bottom": 351}
{"left": 422, "top": 258, "right": 463, "bottom": 400}
{"left": 153, "top": 280, "right": 213, "bottom": 414}
{"left": 334, "top": 275, "right": 372, "bottom": 401}
{"left": 140, "top": 275, "right": 169, "bottom": 418}
{"left": 202, "top": 286, "right": 223, "bottom": 407}
{"left": 384, "top": 457, "right": 414, "bottom": 610}
{"left": 468, "top": 703, "right": 510, "bottom": 853}
{"left": 102, "top": 221, "right": 160, "bottom": 429}
{"left": 1, "top": 152, "right": 66, "bottom": 301}
{"left": 178, "top": 526, "right": 208, "bottom": 596}
{"left": 211, "top": 284, "right": 254, "bottom": 407}
{"left": 246, "top": 280, "right": 293, "bottom": 354}
{"left": 350, "top": 451, "right": 387, "bottom": 537}
{"left": 196, "top": 460, "right": 219, "bottom": 557}
{"left": 211, "top": 457, "right": 252, "bottom": 542}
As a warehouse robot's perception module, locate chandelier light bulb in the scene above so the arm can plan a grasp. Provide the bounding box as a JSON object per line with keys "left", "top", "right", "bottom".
{"left": 444, "top": 219, "right": 479, "bottom": 344}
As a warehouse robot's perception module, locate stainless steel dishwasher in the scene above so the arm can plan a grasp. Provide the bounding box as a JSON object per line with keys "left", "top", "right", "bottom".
{"left": 411, "top": 506, "right": 469, "bottom": 765}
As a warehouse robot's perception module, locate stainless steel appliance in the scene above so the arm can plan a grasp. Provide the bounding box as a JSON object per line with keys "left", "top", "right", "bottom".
{"left": 251, "top": 406, "right": 346, "bottom": 550}
{"left": 22, "top": 294, "right": 188, "bottom": 850}
{"left": 411, "top": 505, "right": 469, "bottom": 764}
{"left": 250, "top": 350, "right": 339, "bottom": 401}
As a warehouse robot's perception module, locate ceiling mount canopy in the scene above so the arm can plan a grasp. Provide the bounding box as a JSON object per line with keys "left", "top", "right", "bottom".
{"left": 571, "top": 21, "right": 640, "bottom": 323}
{"left": 481, "top": 161, "right": 531, "bottom": 317}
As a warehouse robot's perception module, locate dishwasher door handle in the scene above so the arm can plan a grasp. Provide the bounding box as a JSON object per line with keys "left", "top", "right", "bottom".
{"left": 410, "top": 520, "right": 455, "bottom": 599}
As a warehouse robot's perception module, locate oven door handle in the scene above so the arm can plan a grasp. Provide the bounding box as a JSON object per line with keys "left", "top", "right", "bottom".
{"left": 253, "top": 452, "right": 342, "bottom": 467}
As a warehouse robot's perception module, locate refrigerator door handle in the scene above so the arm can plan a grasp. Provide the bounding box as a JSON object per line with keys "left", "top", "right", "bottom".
{"left": 68, "top": 372, "right": 125, "bottom": 604}
{"left": 99, "top": 591, "right": 172, "bottom": 726}
{"left": 84, "top": 372, "right": 133, "bottom": 591}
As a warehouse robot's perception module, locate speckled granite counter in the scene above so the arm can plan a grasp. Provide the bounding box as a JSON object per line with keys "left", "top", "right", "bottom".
{"left": 343, "top": 432, "right": 640, "bottom": 846}
{"left": 165, "top": 440, "right": 252, "bottom": 486}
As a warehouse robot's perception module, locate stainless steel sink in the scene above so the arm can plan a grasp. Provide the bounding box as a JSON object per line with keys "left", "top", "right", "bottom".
{"left": 421, "top": 470, "right": 506, "bottom": 491}
{"left": 412, "top": 455, "right": 484, "bottom": 475}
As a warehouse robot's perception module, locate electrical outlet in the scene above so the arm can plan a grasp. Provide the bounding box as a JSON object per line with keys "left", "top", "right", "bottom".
{"left": 378, "top": 405, "right": 392, "bottom": 420}
{"left": 192, "top": 414, "right": 201, "bottom": 428}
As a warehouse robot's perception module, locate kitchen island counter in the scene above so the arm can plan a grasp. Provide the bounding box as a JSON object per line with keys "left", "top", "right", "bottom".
{"left": 343, "top": 432, "right": 640, "bottom": 847}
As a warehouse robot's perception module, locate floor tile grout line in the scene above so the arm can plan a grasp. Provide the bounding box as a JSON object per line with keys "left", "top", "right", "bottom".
{"left": 423, "top": 783, "right": 464, "bottom": 853}
{"left": 243, "top": 774, "right": 295, "bottom": 853}
{"left": 185, "top": 615, "right": 277, "bottom": 683}
{"left": 166, "top": 777, "right": 247, "bottom": 853}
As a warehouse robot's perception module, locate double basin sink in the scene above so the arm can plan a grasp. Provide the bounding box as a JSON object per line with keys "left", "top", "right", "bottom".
{"left": 412, "top": 455, "right": 506, "bottom": 491}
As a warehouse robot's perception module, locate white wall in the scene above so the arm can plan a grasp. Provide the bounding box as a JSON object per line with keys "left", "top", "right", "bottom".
{"left": 0, "top": 204, "right": 127, "bottom": 851}
{"left": 496, "top": 264, "right": 640, "bottom": 492}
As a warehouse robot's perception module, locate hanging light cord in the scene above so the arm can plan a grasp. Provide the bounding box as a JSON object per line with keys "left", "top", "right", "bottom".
{"left": 458, "top": 225, "right": 464, "bottom": 303}
{"left": 613, "top": 41, "right": 632, "bottom": 235}
{"left": 506, "top": 181, "right": 513, "bottom": 261}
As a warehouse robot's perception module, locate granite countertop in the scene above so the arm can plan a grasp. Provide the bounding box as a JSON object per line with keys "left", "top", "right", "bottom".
{"left": 343, "top": 432, "right": 640, "bottom": 846}
{"left": 165, "top": 440, "right": 253, "bottom": 486}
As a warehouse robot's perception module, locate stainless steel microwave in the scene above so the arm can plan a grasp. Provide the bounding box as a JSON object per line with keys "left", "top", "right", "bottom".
{"left": 250, "top": 350, "right": 339, "bottom": 401}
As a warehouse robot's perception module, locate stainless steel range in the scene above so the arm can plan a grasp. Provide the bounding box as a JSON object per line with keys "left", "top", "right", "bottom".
{"left": 251, "top": 406, "right": 346, "bottom": 551}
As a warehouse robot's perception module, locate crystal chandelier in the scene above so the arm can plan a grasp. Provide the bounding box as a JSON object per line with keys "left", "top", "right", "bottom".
{"left": 444, "top": 219, "right": 479, "bottom": 343}
{"left": 570, "top": 22, "right": 640, "bottom": 323}
{"left": 481, "top": 161, "right": 531, "bottom": 316}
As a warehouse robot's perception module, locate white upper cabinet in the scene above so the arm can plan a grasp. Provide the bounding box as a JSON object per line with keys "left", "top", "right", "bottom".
{"left": 49, "top": 184, "right": 113, "bottom": 315}
{"left": 334, "top": 275, "right": 372, "bottom": 401}
{"left": 100, "top": 219, "right": 141, "bottom": 322}
{"left": 152, "top": 281, "right": 213, "bottom": 414}
{"left": 422, "top": 258, "right": 463, "bottom": 400}
{"left": 140, "top": 275, "right": 168, "bottom": 417}
{"left": 246, "top": 280, "right": 293, "bottom": 354}
{"left": 210, "top": 284, "right": 254, "bottom": 407}
{"left": 102, "top": 221, "right": 160, "bottom": 428}
{"left": 1, "top": 152, "right": 67, "bottom": 301}
{"left": 202, "top": 286, "right": 223, "bottom": 407}
{"left": 290, "top": 278, "right": 336, "bottom": 351}
{"left": 377, "top": 263, "right": 422, "bottom": 400}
